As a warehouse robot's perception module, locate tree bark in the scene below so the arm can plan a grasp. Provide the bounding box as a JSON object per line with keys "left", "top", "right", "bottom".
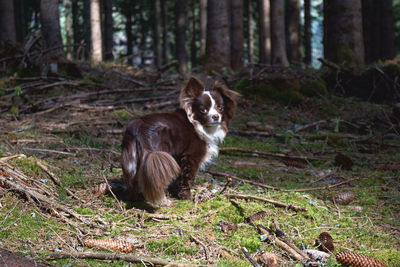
{"left": 125, "top": 8, "right": 133, "bottom": 65}
{"left": 270, "top": 0, "right": 289, "bottom": 66}
{"left": 14, "top": 0, "right": 26, "bottom": 42}
{"left": 65, "top": 0, "right": 73, "bottom": 60}
{"left": 154, "top": 0, "right": 162, "bottom": 68}
{"left": 190, "top": 0, "right": 197, "bottom": 69}
{"left": 103, "top": 0, "right": 113, "bottom": 60}
{"left": 304, "top": 0, "right": 312, "bottom": 65}
{"left": 230, "top": 0, "right": 244, "bottom": 71}
{"left": 175, "top": 0, "right": 187, "bottom": 75}
{"left": 323, "top": 0, "right": 364, "bottom": 65}
{"left": 161, "top": 0, "right": 168, "bottom": 65}
{"left": 258, "top": 0, "right": 270, "bottom": 64}
{"left": 247, "top": 0, "right": 254, "bottom": 64}
{"left": 90, "top": 0, "right": 103, "bottom": 63}
{"left": 378, "top": 0, "right": 395, "bottom": 60}
{"left": 83, "top": 0, "right": 91, "bottom": 59}
{"left": 0, "top": 0, "right": 17, "bottom": 42}
{"left": 200, "top": 0, "right": 207, "bottom": 59}
{"left": 72, "top": 0, "right": 80, "bottom": 57}
{"left": 40, "top": 0, "right": 64, "bottom": 59}
{"left": 285, "top": 0, "right": 301, "bottom": 64}
{"left": 206, "top": 0, "right": 230, "bottom": 71}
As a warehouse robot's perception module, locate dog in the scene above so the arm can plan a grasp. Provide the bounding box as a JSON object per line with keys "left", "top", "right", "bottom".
{"left": 121, "top": 77, "right": 239, "bottom": 206}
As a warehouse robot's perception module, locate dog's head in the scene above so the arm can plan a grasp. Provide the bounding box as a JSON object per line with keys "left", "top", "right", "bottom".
{"left": 180, "top": 77, "right": 240, "bottom": 135}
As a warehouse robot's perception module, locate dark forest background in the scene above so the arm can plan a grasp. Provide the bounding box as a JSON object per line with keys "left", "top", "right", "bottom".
{"left": 0, "top": 0, "right": 399, "bottom": 74}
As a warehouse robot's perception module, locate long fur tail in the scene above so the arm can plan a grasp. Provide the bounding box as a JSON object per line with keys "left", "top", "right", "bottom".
{"left": 139, "top": 151, "right": 180, "bottom": 204}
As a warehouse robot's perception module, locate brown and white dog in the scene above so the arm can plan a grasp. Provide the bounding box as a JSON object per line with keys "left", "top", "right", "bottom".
{"left": 121, "top": 77, "right": 239, "bottom": 206}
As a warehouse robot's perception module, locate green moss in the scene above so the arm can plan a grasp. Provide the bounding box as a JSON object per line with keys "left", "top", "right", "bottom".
{"left": 337, "top": 46, "right": 360, "bottom": 65}
{"left": 9, "top": 105, "right": 19, "bottom": 115}
{"left": 300, "top": 80, "right": 328, "bottom": 97}
{"left": 114, "top": 109, "right": 133, "bottom": 121}
{"left": 234, "top": 78, "right": 250, "bottom": 92}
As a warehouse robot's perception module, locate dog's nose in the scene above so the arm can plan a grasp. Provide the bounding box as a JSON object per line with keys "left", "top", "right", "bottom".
{"left": 212, "top": 115, "right": 219, "bottom": 121}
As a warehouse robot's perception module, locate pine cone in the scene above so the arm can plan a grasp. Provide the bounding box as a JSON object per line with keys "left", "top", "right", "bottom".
{"left": 333, "top": 191, "right": 355, "bottom": 205}
{"left": 219, "top": 221, "right": 237, "bottom": 232}
{"left": 84, "top": 238, "right": 134, "bottom": 253}
{"left": 244, "top": 211, "right": 268, "bottom": 223}
{"left": 315, "top": 232, "right": 334, "bottom": 253}
{"left": 335, "top": 252, "right": 386, "bottom": 267}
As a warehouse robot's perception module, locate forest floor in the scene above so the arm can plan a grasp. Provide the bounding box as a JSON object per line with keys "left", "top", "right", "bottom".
{"left": 0, "top": 65, "right": 399, "bottom": 266}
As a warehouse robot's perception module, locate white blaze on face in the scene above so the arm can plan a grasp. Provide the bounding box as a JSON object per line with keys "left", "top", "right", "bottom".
{"left": 203, "top": 91, "right": 221, "bottom": 123}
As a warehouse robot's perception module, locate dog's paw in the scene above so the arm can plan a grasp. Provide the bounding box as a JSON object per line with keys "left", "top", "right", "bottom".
{"left": 177, "top": 189, "right": 192, "bottom": 201}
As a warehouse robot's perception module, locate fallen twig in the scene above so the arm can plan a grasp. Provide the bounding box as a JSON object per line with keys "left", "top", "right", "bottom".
{"left": 227, "top": 194, "right": 307, "bottom": 212}
{"left": 241, "top": 247, "right": 259, "bottom": 267}
{"left": 257, "top": 224, "right": 312, "bottom": 263}
{"left": 206, "top": 170, "right": 360, "bottom": 193}
{"left": 219, "top": 147, "right": 325, "bottom": 161}
{"left": 45, "top": 252, "right": 207, "bottom": 266}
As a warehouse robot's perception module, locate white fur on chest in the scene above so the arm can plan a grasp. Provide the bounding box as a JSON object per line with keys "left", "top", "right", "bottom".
{"left": 197, "top": 124, "right": 226, "bottom": 170}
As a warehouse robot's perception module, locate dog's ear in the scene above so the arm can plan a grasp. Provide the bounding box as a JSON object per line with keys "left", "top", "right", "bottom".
{"left": 214, "top": 81, "right": 241, "bottom": 121}
{"left": 182, "top": 77, "right": 205, "bottom": 98}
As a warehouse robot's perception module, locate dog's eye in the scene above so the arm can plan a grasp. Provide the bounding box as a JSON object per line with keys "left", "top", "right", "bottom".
{"left": 201, "top": 108, "right": 208, "bottom": 114}
{"left": 217, "top": 105, "right": 224, "bottom": 111}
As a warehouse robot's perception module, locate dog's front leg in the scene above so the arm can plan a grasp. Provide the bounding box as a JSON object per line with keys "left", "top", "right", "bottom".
{"left": 176, "top": 155, "right": 198, "bottom": 200}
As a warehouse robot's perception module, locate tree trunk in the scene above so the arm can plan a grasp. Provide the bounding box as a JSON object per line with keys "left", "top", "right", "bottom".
{"left": 154, "top": 0, "right": 162, "bottom": 68}
{"left": 175, "top": 0, "right": 187, "bottom": 75}
{"left": 190, "top": 0, "right": 197, "bottom": 69}
{"left": 285, "top": 0, "right": 301, "bottom": 64}
{"left": 0, "top": 0, "right": 17, "bottom": 42}
{"left": 258, "top": 0, "right": 270, "bottom": 64}
{"left": 206, "top": 0, "right": 230, "bottom": 71}
{"left": 14, "top": 0, "right": 26, "bottom": 42}
{"left": 270, "top": 0, "right": 288, "bottom": 66}
{"left": 378, "top": 0, "right": 395, "bottom": 60}
{"left": 247, "top": 0, "right": 254, "bottom": 64}
{"left": 323, "top": 0, "right": 364, "bottom": 65}
{"left": 84, "top": 0, "right": 91, "bottom": 59}
{"left": 304, "top": 0, "right": 312, "bottom": 65}
{"left": 230, "top": 0, "right": 243, "bottom": 71}
{"left": 72, "top": 0, "right": 80, "bottom": 58}
{"left": 200, "top": 0, "right": 207, "bottom": 59}
{"left": 161, "top": 0, "right": 168, "bottom": 65}
{"left": 103, "top": 0, "right": 113, "bottom": 60}
{"left": 125, "top": 8, "right": 133, "bottom": 65}
{"left": 40, "top": 0, "right": 64, "bottom": 59}
{"left": 90, "top": 0, "right": 103, "bottom": 63}
{"left": 65, "top": 0, "right": 73, "bottom": 60}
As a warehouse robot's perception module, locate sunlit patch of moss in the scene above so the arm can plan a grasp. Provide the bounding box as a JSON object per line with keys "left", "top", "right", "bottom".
{"left": 114, "top": 109, "right": 133, "bottom": 121}
{"left": 10, "top": 157, "right": 44, "bottom": 178}
{"left": 75, "top": 207, "right": 96, "bottom": 215}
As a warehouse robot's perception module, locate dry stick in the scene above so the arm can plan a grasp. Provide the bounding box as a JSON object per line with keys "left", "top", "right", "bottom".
{"left": 35, "top": 160, "right": 80, "bottom": 201}
{"left": 0, "top": 175, "right": 88, "bottom": 224}
{"left": 256, "top": 225, "right": 311, "bottom": 263}
{"left": 219, "top": 147, "right": 325, "bottom": 161}
{"left": 0, "top": 154, "right": 27, "bottom": 162}
{"left": 102, "top": 173, "right": 124, "bottom": 212}
{"left": 189, "top": 234, "right": 209, "bottom": 261}
{"left": 273, "top": 219, "right": 308, "bottom": 259}
{"left": 241, "top": 247, "right": 259, "bottom": 267}
{"left": 206, "top": 170, "right": 360, "bottom": 193}
{"left": 45, "top": 252, "right": 207, "bottom": 267}
{"left": 227, "top": 194, "right": 307, "bottom": 212}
